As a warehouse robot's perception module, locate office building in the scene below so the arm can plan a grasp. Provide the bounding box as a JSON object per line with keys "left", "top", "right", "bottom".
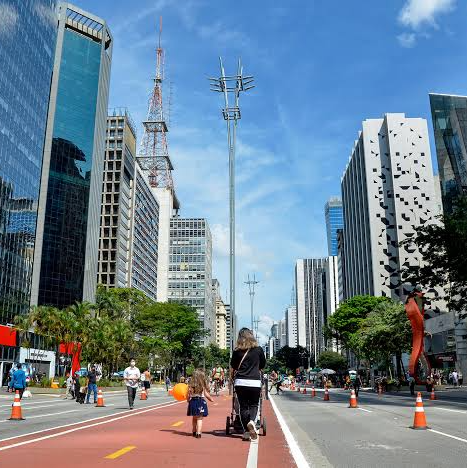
{"left": 130, "top": 164, "right": 159, "bottom": 301}
{"left": 270, "top": 322, "right": 280, "bottom": 354}
{"left": 295, "top": 258, "right": 330, "bottom": 365}
{"left": 168, "top": 218, "right": 214, "bottom": 344}
{"left": 429, "top": 94, "right": 467, "bottom": 214}
{"left": 212, "top": 280, "right": 227, "bottom": 349}
{"left": 279, "top": 319, "right": 287, "bottom": 349}
{"left": 285, "top": 305, "right": 298, "bottom": 347}
{"left": 324, "top": 256, "right": 339, "bottom": 351}
{"left": 336, "top": 229, "right": 345, "bottom": 302}
{"left": 0, "top": 0, "right": 57, "bottom": 379}
{"left": 341, "top": 113, "right": 441, "bottom": 306}
{"left": 324, "top": 197, "right": 344, "bottom": 256}
{"left": 32, "top": 4, "right": 112, "bottom": 308}
{"left": 97, "top": 109, "right": 137, "bottom": 289}
{"left": 225, "top": 303, "right": 238, "bottom": 352}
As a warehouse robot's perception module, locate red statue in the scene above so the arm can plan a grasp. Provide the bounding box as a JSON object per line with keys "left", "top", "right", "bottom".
{"left": 405, "top": 286, "right": 431, "bottom": 384}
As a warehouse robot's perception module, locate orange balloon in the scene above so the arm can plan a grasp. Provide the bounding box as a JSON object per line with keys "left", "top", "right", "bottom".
{"left": 173, "top": 383, "right": 188, "bottom": 401}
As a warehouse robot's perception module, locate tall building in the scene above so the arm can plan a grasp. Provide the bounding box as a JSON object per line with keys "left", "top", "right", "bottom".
{"left": 324, "top": 197, "right": 344, "bottom": 256}
{"left": 212, "top": 280, "right": 227, "bottom": 349}
{"left": 0, "top": 0, "right": 57, "bottom": 325}
{"left": 279, "top": 319, "right": 287, "bottom": 349}
{"left": 429, "top": 94, "right": 467, "bottom": 214}
{"left": 341, "top": 113, "right": 441, "bottom": 306}
{"left": 31, "top": 4, "right": 112, "bottom": 308}
{"left": 285, "top": 305, "right": 298, "bottom": 347}
{"left": 98, "top": 109, "right": 137, "bottom": 289}
{"left": 336, "top": 229, "right": 345, "bottom": 302}
{"left": 324, "top": 256, "right": 339, "bottom": 351}
{"left": 168, "top": 218, "right": 214, "bottom": 344}
{"left": 295, "top": 258, "right": 330, "bottom": 365}
{"left": 270, "top": 322, "right": 280, "bottom": 354}
{"left": 225, "top": 303, "right": 237, "bottom": 352}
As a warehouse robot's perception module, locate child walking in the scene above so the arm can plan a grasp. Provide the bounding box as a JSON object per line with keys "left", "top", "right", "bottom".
{"left": 187, "top": 369, "right": 213, "bottom": 438}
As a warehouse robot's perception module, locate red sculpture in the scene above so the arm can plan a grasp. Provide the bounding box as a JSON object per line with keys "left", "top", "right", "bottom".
{"left": 405, "top": 287, "right": 431, "bottom": 384}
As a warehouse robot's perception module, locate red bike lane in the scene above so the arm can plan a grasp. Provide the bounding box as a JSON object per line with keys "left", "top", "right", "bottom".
{"left": 0, "top": 393, "right": 296, "bottom": 467}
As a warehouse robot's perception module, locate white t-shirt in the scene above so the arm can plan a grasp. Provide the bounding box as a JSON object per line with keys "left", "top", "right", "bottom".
{"left": 124, "top": 366, "right": 141, "bottom": 388}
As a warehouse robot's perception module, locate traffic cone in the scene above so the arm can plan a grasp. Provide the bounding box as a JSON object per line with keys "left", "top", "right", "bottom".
{"left": 349, "top": 389, "right": 358, "bottom": 408}
{"left": 430, "top": 388, "right": 436, "bottom": 401}
{"left": 8, "top": 391, "right": 24, "bottom": 420}
{"left": 311, "top": 386, "right": 316, "bottom": 397}
{"left": 140, "top": 388, "right": 147, "bottom": 400}
{"left": 96, "top": 389, "right": 105, "bottom": 407}
{"left": 323, "top": 387, "right": 330, "bottom": 401}
{"left": 297, "top": 386, "right": 300, "bottom": 392}
{"left": 411, "top": 392, "right": 429, "bottom": 430}
{"left": 302, "top": 387, "right": 307, "bottom": 394}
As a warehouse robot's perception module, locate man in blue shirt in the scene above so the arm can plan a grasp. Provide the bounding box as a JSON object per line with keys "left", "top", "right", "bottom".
{"left": 11, "top": 363, "right": 27, "bottom": 399}
{"left": 86, "top": 366, "right": 98, "bottom": 404}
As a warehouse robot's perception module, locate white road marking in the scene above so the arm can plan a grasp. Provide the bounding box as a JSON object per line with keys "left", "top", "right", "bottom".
{"left": 270, "top": 396, "right": 310, "bottom": 468}
{"left": 356, "top": 407, "right": 372, "bottom": 413}
{"left": 0, "top": 400, "right": 181, "bottom": 451}
{"left": 22, "top": 410, "right": 79, "bottom": 419}
{"left": 246, "top": 439, "right": 259, "bottom": 468}
{"left": 435, "top": 407, "right": 467, "bottom": 414}
{"left": 428, "top": 429, "right": 467, "bottom": 444}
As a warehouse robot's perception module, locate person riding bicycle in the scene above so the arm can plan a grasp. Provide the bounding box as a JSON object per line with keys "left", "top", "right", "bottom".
{"left": 212, "top": 365, "right": 224, "bottom": 393}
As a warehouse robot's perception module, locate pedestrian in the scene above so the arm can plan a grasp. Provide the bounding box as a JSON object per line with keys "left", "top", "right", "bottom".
{"left": 274, "top": 375, "right": 284, "bottom": 395}
{"left": 11, "top": 363, "right": 26, "bottom": 399}
{"left": 187, "top": 368, "right": 213, "bottom": 438}
{"left": 409, "top": 375, "right": 415, "bottom": 396}
{"left": 64, "top": 373, "right": 73, "bottom": 399}
{"left": 459, "top": 371, "right": 463, "bottom": 387}
{"left": 230, "top": 328, "right": 266, "bottom": 443}
{"left": 124, "top": 358, "right": 140, "bottom": 409}
{"left": 142, "top": 368, "right": 151, "bottom": 397}
{"left": 165, "top": 375, "right": 171, "bottom": 392}
{"left": 268, "top": 370, "right": 278, "bottom": 393}
{"left": 86, "top": 366, "right": 98, "bottom": 404}
{"left": 452, "top": 370, "right": 459, "bottom": 387}
{"left": 354, "top": 374, "right": 362, "bottom": 397}
{"left": 77, "top": 375, "right": 87, "bottom": 404}
{"left": 72, "top": 372, "right": 80, "bottom": 400}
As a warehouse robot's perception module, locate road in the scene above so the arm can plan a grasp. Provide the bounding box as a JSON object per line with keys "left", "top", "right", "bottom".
{"left": 271, "top": 387, "right": 467, "bottom": 467}
{"left": 0, "top": 387, "right": 295, "bottom": 467}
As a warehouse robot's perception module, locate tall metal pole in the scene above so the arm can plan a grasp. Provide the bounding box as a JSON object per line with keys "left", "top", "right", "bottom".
{"left": 245, "top": 274, "right": 259, "bottom": 331}
{"left": 210, "top": 59, "right": 254, "bottom": 348}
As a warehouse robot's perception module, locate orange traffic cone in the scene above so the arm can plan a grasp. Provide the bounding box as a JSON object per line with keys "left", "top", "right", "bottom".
{"left": 168, "top": 387, "right": 173, "bottom": 396}
{"left": 8, "top": 391, "right": 24, "bottom": 420}
{"left": 323, "top": 387, "right": 330, "bottom": 401}
{"left": 302, "top": 387, "right": 307, "bottom": 394}
{"left": 430, "top": 388, "right": 436, "bottom": 401}
{"left": 140, "top": 388, "right": 147, "bottom": 400}
{"left": 411, "top": 392, "right": 429, "bottom": 430}
{"left": 311, "top": 386, "right": 316, "bottom": 397}
{"left": 96, "top": 389, "right": 105, "bottom": 407}
{"left": 349, "top": 389, "right": 358, "bottom": 408}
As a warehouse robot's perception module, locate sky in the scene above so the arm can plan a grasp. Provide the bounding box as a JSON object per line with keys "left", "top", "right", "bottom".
{"left": 75, "top": 0, "right": 467, "bottom": 343}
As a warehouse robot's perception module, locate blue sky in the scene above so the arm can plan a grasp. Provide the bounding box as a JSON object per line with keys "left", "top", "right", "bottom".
{"left": 76, "top": 0, "right": 466, "bottom": 342}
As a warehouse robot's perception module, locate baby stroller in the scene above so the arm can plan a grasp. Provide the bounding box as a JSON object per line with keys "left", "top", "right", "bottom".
{"left": 225, "top": 380, "right": 267, "bottom": 436}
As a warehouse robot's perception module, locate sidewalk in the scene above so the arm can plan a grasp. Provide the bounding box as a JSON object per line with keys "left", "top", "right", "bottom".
{"left": 0, "top": 391, "right": 297, "bottom": 467}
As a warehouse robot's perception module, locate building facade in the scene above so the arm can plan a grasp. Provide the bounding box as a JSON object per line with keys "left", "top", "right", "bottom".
{"left": 324, "top": 197, "right": 344, "bottom": 256}
{"left": 324, "top": 256, "right": 339, "bottom": 351}
{"left": 168, "top": 218, "right": 214, "bottom": 344}
{"left": 429, "top": 93, "right": 467, "bottom": 214}
{"left": 279, "top": 319, "right": 287, "bottom": 349}
{"left": 285, "top": 305, "right": 298, "bottom": 347}
{"left": 295, "top": 258, "right": 329, "bottom": 365}
{"left": 341, "top": 113, "right": 441, "bottom": 307}
{"left": 32, "top": 3, "right": 112, "bottom": 308}
{"left": 212, "top": 280, "right": 227, "bottom": 349}
{"left": 97, "top": 109, "right": 137, "bottom": 289}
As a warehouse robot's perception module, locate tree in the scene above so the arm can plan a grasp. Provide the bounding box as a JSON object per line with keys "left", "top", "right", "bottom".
{"left": 264, "top": 356, "right": 287, "bottom": 375}
{"left": 326, "top": 295, "right": 390, "bottom": 356}
{"left": 274, "top": 345, "right": 310, "bottom": 372}
{"left": 400, "top": 196, "right": 467, "bottom": 313}
{"left": 317, "top": 351, "right": 347, "bottom": 371}
{"left": 354, "top": 300, "right": 412, "bottom": 378}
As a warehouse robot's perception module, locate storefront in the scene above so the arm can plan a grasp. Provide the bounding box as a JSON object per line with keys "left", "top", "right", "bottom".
{"left": 0, "top": 325, "right": 19, "bottom": 387}
{"left": 19, "top": 348, "right": 56, "bottom": 380}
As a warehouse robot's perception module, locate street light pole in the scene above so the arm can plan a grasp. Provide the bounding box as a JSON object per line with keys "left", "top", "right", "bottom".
{"left": 210, "top": 59, "right": 254, "bottom": 345}
{"left": 245, "top": 274, "right": 259, "bottom": 331}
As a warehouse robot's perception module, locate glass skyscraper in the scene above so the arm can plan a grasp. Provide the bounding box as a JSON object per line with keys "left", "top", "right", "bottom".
{"left": 0, "top": 0, "right": 57, "bottom": 323}
{"left": 324, "top": 197, "right": 344, "bottom": 256}
{"left": 31, "top": 4, "right": 112, "bottom": 308}
{"left": 429, "top": 93, "right": 467, "bottom": 213}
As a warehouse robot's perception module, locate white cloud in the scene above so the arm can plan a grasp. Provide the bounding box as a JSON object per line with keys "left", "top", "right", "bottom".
{"left": 398, "top": 0, "right": 455, "bottom": 29}
{"left": 0, "top": 3, "right": 18, "bottom": 36}
{"left": 211, "top": 224, "right": 254, "bottom": 259}
{"left": 397, "top": 32, "right": 416, "bottom": 48}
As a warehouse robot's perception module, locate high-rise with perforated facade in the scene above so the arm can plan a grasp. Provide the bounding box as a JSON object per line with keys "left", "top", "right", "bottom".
{"left": 341, "top": 113, "right": 441, "bottom": 307}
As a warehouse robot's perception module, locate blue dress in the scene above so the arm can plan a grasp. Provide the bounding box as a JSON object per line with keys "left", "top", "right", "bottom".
{"left": 187, "top": 396, "right": 209, "bottom": 417}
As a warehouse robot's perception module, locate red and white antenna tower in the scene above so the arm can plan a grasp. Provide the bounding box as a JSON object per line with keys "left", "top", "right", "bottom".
{"left": 138, "top": 17, "right": 178, "bottom": 206}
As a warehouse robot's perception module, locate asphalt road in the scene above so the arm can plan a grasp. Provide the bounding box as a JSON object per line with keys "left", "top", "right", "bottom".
{"left": 271, "top": 388, "right": 467, "bottom": 468}
{"left": 0, "top": 387, "right": 173, "bottom": 441}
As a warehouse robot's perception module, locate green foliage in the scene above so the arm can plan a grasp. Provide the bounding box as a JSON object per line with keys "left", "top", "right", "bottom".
{"left": 192, "top": 343, "right": 230, "bottom": 370}
{"left": 264, "top": 356, "right": 287, "bottom": 375}
{"left": 353, "top": 300, "right": 412, "bottom": 365}
{"left": 274, "top": 346, "right": 310, "bottom": 372}
{"left": 326, "top": 295, "right": 390, "bottom": 350}
{"left": 400, "top": 196, "right": 467, "bottom": 313}
{"left": 317, "top": 351, "right": 347, "bottom": 371}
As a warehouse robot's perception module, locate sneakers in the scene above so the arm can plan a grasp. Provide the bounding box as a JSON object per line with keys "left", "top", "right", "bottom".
{"left": 247, "top": 421, "right": 258, "bottom": 441}
{"left": 242, "top": 432, "right": 251, "bottom": 441}
{"left": 195, "top": 433, "right": 202, "bottom": 439}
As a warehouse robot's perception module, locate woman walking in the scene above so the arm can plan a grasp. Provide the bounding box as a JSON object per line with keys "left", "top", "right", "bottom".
{"left": 230, "top": 328, "right": 266, "bottom": 442}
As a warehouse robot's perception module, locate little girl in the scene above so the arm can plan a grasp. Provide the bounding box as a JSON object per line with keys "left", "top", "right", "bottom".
{"left": 187, "top": 369, "right": 213, "bottom": 438}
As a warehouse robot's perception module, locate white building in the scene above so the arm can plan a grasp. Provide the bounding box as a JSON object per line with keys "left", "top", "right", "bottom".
{"left": 285, "top": 305, "right": 298, "bottom": 347}
{"left": 212, "top": 279, "right": 227, "bottom": 350}
{"left": 341, "top": 113, "right": 443, "bottom": 308}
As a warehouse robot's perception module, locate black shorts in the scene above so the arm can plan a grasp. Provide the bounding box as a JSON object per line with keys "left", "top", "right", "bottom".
{"left": 143, "top": 381, "right": 150, "bottom": 389}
